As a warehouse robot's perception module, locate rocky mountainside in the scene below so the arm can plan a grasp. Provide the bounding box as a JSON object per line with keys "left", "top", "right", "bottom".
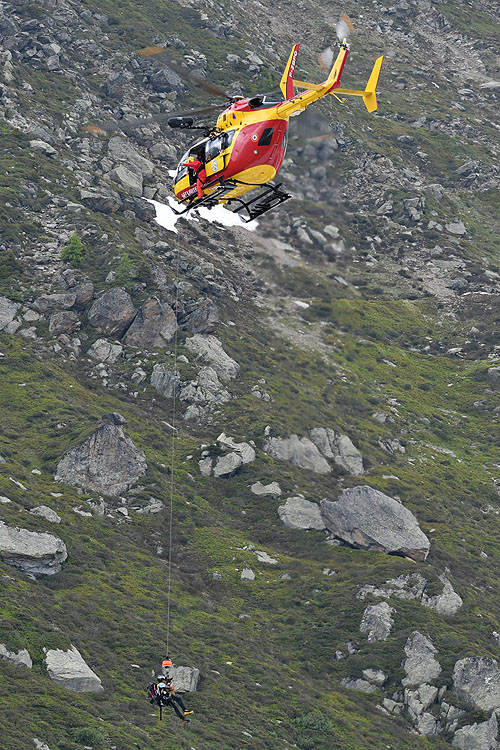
{"left": 1, "top": 0, "right": 499, "bottom": 749}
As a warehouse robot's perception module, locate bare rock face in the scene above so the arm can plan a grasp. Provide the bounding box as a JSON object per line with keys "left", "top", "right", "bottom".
{"left": 278, "top": 495, "right": 326, "bottom": 530}
{"left": 168, "top": 665, "right": 200, "bottom": 693}
{"left": 55, "top": 422, "right": 147, "bottom": 496}
{"left": 320, "top": 486, "right": 430, "bottom": 562}
{"left": 0, "top": 295, "right": 20, "bottom": 331}
{"left": 360, "top": 602, "right": 395, "bottom": 641}
{"left": 151, "top": 364, "right": 181, "bottom": 398}
{"left": 0, "top": 522, "right": 67, "bottom": 576}
{"left": 30, "top": 505, "right": 61, "bottom": 524}
{"left": 309, "top": 427, "right": 364, "bottom": 475}
{"left": 264, "top": 434, "right": 331, "bottom": 474}
{"left": 422, "top": 575, "right": 463, "bottom": 616}
{"left": 179, "top": 367, "right": 230, "bottom": 405}
{"left": 45, "top": 645, "right": 103, "bottom": 692}
{"left": 453, "top": 657, "right": 500, "bottom": 712}
{"left": 185, "top": 334, "right": 240, "bottom": 381}
{"left": 0, "top": 643, "right": 32, "bottom": 668}
{"left": 402, "top": 632, "right": 441, "bottom": 687}
{"left": 122, "top": 297, "right": 177, "bottom": 348}
{"left": 453, "top": 712, "right": 499, "bottom": 750}
{"left": 48, "top": 311, "right": 80, "bottom": 336}
{"left": 180, "top": 300, "right": 220, "bottom": 334}
{"left": 88, "top": 288, "right": 136, "bottom": 338}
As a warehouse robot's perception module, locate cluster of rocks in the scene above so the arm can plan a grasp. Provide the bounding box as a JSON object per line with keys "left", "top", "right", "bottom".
{"left": 278, "top": 486, "right": 429, "bottom": 563}
{"left": 358, "top": 572, "right": 463, "bottom": 617}
{"left": 199, "top": 433, "right": 256, "bottom": 477}
{"left": 343, "top": 628, "right": 500, "bottom": 746}
{"left": 263, "top": 427, "right": 364, "bottom": 476}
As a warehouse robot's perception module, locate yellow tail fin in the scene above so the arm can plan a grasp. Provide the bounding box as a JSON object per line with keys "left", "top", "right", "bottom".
{"left": 335, "top": 55, "right": 384, "bottom": 112}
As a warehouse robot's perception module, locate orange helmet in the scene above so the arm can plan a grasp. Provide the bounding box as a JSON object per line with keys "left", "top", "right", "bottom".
{"left": 162, "top": 658, "right": 173, "bottom": 668}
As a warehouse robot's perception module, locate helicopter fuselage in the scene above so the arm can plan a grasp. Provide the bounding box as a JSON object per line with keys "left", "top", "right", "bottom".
{"left": 170, "top": 42, "right": 383, "bottom": 220}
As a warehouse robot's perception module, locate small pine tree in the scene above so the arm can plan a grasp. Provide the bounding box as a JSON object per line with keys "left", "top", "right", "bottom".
{"left": 61, "top": 232, "right": 85, "bottom": 267}
{"left": 115, "top": 252, "right": 134, "bottom": 287}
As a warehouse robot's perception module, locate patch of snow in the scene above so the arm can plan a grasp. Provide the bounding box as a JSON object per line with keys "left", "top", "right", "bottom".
{"left": 148, "top": 197, "right": 258, "bottom": 234}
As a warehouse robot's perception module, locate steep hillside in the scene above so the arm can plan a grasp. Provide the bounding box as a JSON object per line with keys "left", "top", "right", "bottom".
{"left": 1, "top": 1, "right": 499, "bottom": 749}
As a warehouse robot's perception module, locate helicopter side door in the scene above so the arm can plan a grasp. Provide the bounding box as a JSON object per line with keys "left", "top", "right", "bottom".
{"left": 204, "top": 130, "right": 235, "bottom": 178}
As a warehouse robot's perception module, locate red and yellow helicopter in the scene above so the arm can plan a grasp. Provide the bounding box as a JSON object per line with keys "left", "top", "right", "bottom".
{"left": 139, "top": 23, "right": 383, "bottom": 222}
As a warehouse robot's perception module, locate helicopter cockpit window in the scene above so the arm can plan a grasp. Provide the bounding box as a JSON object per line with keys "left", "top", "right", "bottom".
{"left": 175, "top": 150, "right": 191, "bottom": 182}
{"left": 205, "top": 130, "right": 235, "bottom": 162}
{"left": 258, "top": 127, "right": 274, "bottom": 146}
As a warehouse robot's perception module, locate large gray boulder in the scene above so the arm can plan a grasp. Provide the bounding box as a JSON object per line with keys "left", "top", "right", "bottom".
{"left": 55, "top": 422, "right": 147, "bottom": 496}
{"left": 30, "top": 506, "right": 61, "bottom": 524}
{"left": 402, "top": 632, "right": 441, "bottom": 687}
{"left": 80, "top": 188, "right": 122, "bottom": 214}
{"left": 453, "top": 712, "right": 499, "bottom": 750}
{"left": 108, "top": 165, "right": 143, "bottom": 197}
{"left": 453, "top": 658, "right": 500, "bottom": 712}
{"left": 48, "top": 311, "right": 80, "bottom": 336}
{"left": 122, "top": 298, "right": 177, "bottom": 348}
{"left": 151, "top": 364, "right": 181, "bottom": 398}
{"left": 251, "top": 481, "right": 281, "bottom": 497}
{"left": 0, "top": 643, "right": 32, "bottom": 668}
{"left": 278, "top": 496, "right": 326, "bottom": 530}
{"left": 185, "top": 335, "right": 239, "bottom": 381}
{"left": 0, "top": 296, "right": 20, "bottom": 331}
{"left": 168, "top": 665, "right": 200, "bottom": 693}
{"left": 35, "top": 292, "right": 77, "bottom": 313}
{"left": 264, "top": 434, "right": 330, "bottom": 474}
{"left": 45, "top": 645, "right": 103, "bottom": 692}
{"left": 309, "top": 427, "right": 364, "bottom": 475}
{"left": 88, "top": 289, "right": 136, "bottom": 338}
{"left": 320, "top": 486, "right": 430, "bottom": 562}
{"left": 360, "top": 602, "right": 395, "bottom": 641}
{"left": 213, "top": 453, "right": 243, "bottom": 478}
{"left": 0, "top": 522, "right": 67, "bottom": 576}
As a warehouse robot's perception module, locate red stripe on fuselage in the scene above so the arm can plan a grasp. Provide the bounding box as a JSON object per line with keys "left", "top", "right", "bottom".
{"left": 226, "top": 120, "right": 288, "bottom": 179}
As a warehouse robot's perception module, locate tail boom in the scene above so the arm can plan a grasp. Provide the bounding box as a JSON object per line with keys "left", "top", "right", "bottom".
{"left": 335, "top": 55, "right": 384, "bottom": 112}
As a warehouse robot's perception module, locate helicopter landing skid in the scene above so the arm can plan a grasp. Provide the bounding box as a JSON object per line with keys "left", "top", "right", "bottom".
{"left": 171, "top": 180, "right": 291, "bottom": 222}
{"left": 225, "top": 182, "right": 292, "bottom": 223}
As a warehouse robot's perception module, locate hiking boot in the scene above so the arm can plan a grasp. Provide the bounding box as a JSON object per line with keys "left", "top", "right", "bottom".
{"left": 184, "top": 710, "right": 193, "bottom": 716}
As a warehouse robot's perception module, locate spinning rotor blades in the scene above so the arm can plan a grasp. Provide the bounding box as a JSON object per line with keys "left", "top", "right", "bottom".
{"left": 319, "top": 13, "right": 353, "bottom": 71}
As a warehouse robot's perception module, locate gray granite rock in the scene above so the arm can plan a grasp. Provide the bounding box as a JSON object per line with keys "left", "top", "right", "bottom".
{"left": 422, "top": 575, "right": 463, "bottom": 616}
{"left": 0, "top": 643, "right": 32, "bottom": 668}
{"left": 278, "top": 495, "right": 326, "bottom": 530}
{"left": 360, "top": 602, "right": 395, "bottom": 641}
{"left": 180, "top": 367, "right": 230, "bottom": 404}
{"left": 80, "top": 188, "right": 122, "bottom": 214}
{"left": 181, "top": 300, "right": 220, "bottom": 334}
{"left": 264, "top": 434, "right": 330, "bottom": 474}
{"left": 250, "top": 481, "right": 281, "bottom": 497}
{"left": 453, "top": 657, "right": 500, "bottom": 712}
{"left": 48, "top": 311, "right": 80, "bottom": 336}
{"left": 453, "top": 712, "right": 498, "bottom": 750}
{"left": 0, "top": 296, "right": 20, "bottom": 331}
{"left": 185, "top": 335, "right": 239, "bottom": 381}
{"left": 0, "top": 522, "right": 67, "bottom": 576}
{"left": 30, "top": 506, "right": 61, "bottom": 524}
{"left": 402, "top": 632, "right": 441, "bottom": 687}
{"left": 404, "top": 684, "right": 438, "bottom": 716}
{"left": 55, "top": 423, "right": 147, "bottom": 496}
{"left": 341, "top": 677, "right": 376, "bottom": 692}
{"left": 217, "top": 433, "right": 255, "bottom": 463}
{"left": 35, "top": 292, "right": 77, "bottom": 313}
{"left": 45, "top": 645, "right": 103, "bottom": 692}
{"left": 320, "top": 486, "right": 430, "bottom": 562}
{"left": 213, "top": 452, "right": 243, "bottom": 478}
{"left": 151, "top": 364, "right": 181, "bottom": 398}
{"left": 309, "top": 427, "right": 364, "bottom": 474}
{"left": 108, "top": 136, "right": 154, "bottom": 179}
{"left": 241, "top": 567, "right": 255, "bottom": 580}
{"left": 108, "top": 164, "right": 143, "bottom": 197}
{"left": 122, "top": 298, "right": 177, "bottom": 348}
{"left": 167, "top": 665, "right": 200, "bottom": 693}
{"left": 87, "top": 338, "right": 123, "bottom": 364}
{"left": 88, "top": 288, "right": 136, "bottom": 338}
{"left": 362, "top": 669, "right": 387, "bottom": 686}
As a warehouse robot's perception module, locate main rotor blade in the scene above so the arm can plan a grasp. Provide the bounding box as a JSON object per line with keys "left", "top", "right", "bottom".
{"left": 83, "top": 104, "right": 223, "bottom": 136}
{"left": 135, "top": 45, "right": 233, "bottom": 100}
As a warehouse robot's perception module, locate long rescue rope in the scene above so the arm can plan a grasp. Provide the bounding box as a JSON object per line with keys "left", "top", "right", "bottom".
{"left": 166, "top": 245, "right": 182, "bottom": 656}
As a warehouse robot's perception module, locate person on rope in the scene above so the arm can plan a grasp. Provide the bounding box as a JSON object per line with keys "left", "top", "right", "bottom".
{"left": 182, "top": 152, "right": 206, "bottom": 199}
{"left": 147, "top": 658, "right": 193, "bottom": 723}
